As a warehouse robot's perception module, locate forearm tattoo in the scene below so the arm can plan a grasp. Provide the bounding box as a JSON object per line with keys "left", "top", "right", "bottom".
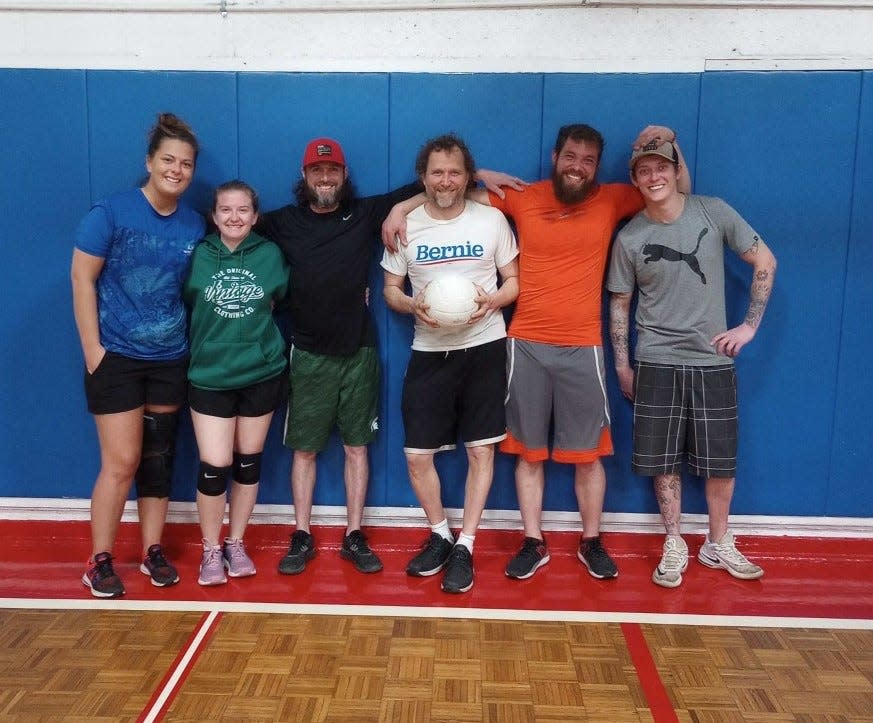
{"left": 609, "top": 298, "right": 631, "bottom": 366}
{"left": 745, "top": 241, "right": 776, "bottom": 329}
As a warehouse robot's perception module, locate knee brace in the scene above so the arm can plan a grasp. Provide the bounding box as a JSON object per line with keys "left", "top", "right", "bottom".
{"left": 135, "top": 412, "right": 179, "bottom": 498}
{"left": 233, "top": 452, "right": 262, "bottom": 485}
{"left": 197, "top": 461, "right": 232, "bottom": 496}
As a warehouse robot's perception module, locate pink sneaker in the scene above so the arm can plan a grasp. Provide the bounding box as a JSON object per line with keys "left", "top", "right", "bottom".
{"left": 198, "top": 541, "right": 227, "bottom": 586}
{"left": 223, "top": 538, "right": 256, "bottom": 578}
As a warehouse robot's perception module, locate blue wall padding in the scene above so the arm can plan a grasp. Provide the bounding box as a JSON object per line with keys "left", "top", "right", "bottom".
{"left": 0, "top": 68, "right": 870, "bottom": 519}
{"left": 829, "top": 71, "right": 873, "bottom": 517}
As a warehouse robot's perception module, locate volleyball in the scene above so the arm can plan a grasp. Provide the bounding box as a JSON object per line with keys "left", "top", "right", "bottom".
{"left": 423, "top": 274, "right": 478, "bottom": 327}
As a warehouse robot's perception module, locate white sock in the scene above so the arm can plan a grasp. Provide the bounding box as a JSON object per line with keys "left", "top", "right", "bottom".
{"left": 456, "top": 532, "right": 475, "bottom": 553}
{"left": 430, "top": 519, "right": 453, "bottom": 542}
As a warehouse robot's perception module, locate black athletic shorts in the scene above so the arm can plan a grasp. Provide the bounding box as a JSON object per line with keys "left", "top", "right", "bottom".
{"left": 84, "top": 351, "right": 188, "bottom": 415}
{"left": 401, "top": 338, "right": 507, "bottom": 453}
{"left": 188, "top": 372, "right": 287, "bottom": 419}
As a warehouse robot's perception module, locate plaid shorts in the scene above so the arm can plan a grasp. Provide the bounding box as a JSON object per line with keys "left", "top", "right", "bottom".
{"left": 632, "top": 361, "right": 738, "bottom": 478}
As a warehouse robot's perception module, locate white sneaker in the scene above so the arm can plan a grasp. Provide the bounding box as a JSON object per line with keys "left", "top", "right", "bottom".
{"left": 652, "top": 535, "right": 689, "bottom": 588}
{"left": 697, "top": 530, "right": 763, "bottom": 580}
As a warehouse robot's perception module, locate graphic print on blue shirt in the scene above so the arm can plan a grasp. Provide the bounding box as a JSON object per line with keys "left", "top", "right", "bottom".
{"left": 76, "top": 189, "right": 205, "bottom": 361}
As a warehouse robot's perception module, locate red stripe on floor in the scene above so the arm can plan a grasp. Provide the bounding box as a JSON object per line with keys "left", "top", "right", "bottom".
{"left": 137, "top": 610, "right": 223, "bottom": 723}
{"left": 621, "top": 622, "right": 679, "bottom": 723}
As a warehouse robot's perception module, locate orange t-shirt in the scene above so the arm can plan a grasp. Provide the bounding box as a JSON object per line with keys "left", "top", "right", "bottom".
{"left": 490, "top": 181, "right": 643, "bottom": 346}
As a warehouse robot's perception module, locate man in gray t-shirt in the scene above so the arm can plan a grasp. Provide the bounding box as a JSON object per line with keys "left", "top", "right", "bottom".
{"left": 607, "top": 140, "right": 777, "bottom": 589}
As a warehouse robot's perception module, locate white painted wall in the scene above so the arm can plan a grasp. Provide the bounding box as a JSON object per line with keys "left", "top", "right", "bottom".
{"left": 1, "top": 1, "right": 871, "bottom": 73}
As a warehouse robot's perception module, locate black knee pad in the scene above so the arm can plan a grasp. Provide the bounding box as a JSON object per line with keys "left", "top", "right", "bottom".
{"left": 233, "top": 452, "right": 262, "bottom": 485}
{"left": 197, "top": 462, "right": 232, "bottom": 496}
{"left": 135, "top": 412, "right": 179, "bottom": 498}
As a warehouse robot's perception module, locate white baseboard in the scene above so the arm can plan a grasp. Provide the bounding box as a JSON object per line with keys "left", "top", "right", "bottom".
{"left": 1, "top": 497, "right": 871, "bottom": 538}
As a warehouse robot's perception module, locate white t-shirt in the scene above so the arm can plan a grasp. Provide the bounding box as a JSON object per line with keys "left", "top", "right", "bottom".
{"left": 381, "top": 200, "right": 518, "bottom": 352}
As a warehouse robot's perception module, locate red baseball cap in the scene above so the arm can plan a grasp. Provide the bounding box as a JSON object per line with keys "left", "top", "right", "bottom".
{"left": 302, "top": 137, "right": 346, "bottom": 168}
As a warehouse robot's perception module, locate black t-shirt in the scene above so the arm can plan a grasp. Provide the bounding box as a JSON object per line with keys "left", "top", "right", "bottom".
{"left": 258, "top": 182, "right": 420, "bottom": 356}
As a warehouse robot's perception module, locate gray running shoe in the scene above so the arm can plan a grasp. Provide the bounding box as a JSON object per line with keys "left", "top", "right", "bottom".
{"left": 652, "top": 536, "right": 689, "bottom": 588}
{"left": 697, "top": 530, "right": 763, "bottom": 580}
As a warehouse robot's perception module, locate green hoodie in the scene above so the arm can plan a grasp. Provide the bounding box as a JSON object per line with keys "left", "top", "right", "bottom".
{"left": 184, "top": 231, "right": 289, "bottom": 391}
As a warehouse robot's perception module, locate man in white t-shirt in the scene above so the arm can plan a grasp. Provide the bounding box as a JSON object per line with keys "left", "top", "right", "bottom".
{"left": 382, "top": 133, "right": 519, "bottom": 594}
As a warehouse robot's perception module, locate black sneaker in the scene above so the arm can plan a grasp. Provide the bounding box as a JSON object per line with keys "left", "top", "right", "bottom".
{"left": 406, "top": 533, "right": 454, "bottom": 577}
{"left": 139, "top": 544, "right": 180, "bottom": 587}
{"left": 341, "top": 530, "right": 383, "bottom": 574}
{"left": 505, "top": 536, "right": 551, "bottom": 579}
{"left": 82, "top": 552, "right": 125, "bottom": 598}
{"left": 441, "top": 545, "right": 474, "bottom": 594}
{"left": 278, "top": 530, "right": 316, "bottom": 575}
{"left": 577, "top": 536, "right": 618, "bottom": 579}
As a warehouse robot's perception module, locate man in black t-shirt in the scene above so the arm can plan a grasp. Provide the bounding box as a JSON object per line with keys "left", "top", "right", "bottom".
{"left": 258, "top": 137, "right": 421, "bottom": 577}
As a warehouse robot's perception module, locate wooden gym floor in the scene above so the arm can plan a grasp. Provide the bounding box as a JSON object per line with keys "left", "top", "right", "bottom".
{"left": 1, "top": 519, "right": 872, "bottom": 722}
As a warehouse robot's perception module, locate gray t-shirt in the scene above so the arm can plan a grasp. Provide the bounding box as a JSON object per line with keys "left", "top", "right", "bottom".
{"left": 607, "top": 194, "right": 762, "bottom": 365}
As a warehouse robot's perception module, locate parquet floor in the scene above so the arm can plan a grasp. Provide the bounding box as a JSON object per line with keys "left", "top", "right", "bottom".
{"left": 2, "top": 609, "right": 872, "bottom": 722}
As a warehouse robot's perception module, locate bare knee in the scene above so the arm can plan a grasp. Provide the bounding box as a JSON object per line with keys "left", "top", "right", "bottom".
{"left": 343, "top": 445, "right": 368, "bottom": 462}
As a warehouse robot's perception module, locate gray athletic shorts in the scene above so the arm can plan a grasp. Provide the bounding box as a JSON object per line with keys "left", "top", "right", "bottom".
{"left": 502, "top": 339, "right": 612, "bottom": 463}
{"left": 632, "top": 361, "right": 738, "bottom": 478}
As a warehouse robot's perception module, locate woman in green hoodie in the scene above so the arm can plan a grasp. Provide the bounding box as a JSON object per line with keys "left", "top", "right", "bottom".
{"left": 184, "top": 180, "right": 290, "bottom": 586}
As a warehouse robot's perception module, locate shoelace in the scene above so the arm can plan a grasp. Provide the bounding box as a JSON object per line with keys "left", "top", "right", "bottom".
{"left": 148, "top": 548, "right": 169, "bottom": 568}
{"left": 203, "top": 546, "right": 222, "bottom": 565}
{"left": 290, "top": 534, "right": 310, "bottom": 554}
{"left": 713, "top": 539, "right": 752, "bottom": 567}
{"left": 519, "top": 538, "right": 543, "bottom": 561}
{"left": 95, "top": 558, "right": 115, "bottom": 578}
{"left": 225, "top": 541, "right": 246, "bottom": 562}
{"left": 661, "top": 539, "right": 687, "bottom": 571}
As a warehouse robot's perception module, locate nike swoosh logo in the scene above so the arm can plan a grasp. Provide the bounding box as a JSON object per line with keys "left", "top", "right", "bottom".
{"left": 342, "top": 213, "right": 352, "bottom": 221}
{"left": 240, "top": 462, "right": 254, "bottom": 468}
{"left": 204, "top": 474, "right": 218, "bottom": 479}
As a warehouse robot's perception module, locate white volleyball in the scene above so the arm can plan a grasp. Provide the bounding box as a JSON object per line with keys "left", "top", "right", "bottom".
{"left": 423, "top": 274, "right": 478, "bottom": 327}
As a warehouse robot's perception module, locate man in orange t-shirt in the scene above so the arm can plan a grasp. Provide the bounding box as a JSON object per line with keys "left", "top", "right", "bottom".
{"left": 485, "top": 124, "right": 689, "bottom": 582}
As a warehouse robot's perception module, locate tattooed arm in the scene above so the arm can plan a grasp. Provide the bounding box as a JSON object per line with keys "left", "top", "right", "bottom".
{"left": 711, "top": 238, "right": 777, "bottom": 357}
{"left": 609, "top": 291, "right": 635, "bottom": 400}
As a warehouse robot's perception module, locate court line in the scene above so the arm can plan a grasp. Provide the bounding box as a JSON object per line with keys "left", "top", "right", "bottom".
{"left": 3, "top": 596, "right": 872, "bottom": 630}
{"left": 622, "top": 622, "right": 679, "bottom": 723}
{"left": 136, "top": 609, "right": 223, "bottom": 723}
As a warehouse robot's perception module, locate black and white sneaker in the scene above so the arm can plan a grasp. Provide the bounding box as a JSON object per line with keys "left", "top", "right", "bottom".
{"left": 406, "top": 533, "right": 454, "bottom": 577}
{"left": 577, "top": 535, "right": 618, "bottom": 579}
{"left": 505, "top": 536, "right": 551, "bottom": 579}
{"left": 441, "top": 545, "right": 474, "bottom": 594}
{"left": 341, "top": 529, "right": 383, "bottom": 574}
{"left": 278, "top": 530, "right": 316, "bottom": 575}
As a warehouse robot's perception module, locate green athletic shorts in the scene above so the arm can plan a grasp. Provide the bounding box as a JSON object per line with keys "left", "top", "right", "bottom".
{"left": 283, "top": 345, "right": 380, "bottom": 451}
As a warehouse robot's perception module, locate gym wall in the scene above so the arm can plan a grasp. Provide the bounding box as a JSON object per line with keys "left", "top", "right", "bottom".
{"left": 1, "top": 66, "right": 870, "bottom": 522}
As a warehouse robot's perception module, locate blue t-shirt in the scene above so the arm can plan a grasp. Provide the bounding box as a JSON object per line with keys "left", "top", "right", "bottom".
{"left": 75, "top": 188, "right": 205, "bottom": 360}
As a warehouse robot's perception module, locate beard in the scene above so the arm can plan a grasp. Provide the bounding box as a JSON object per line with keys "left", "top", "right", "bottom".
{"left": 431, "top": 189, "right": 464, "bottom": 210}
{"left": 551, "top": 168, "right": 595, "bottom": 205}
{"left": 295, "top": 177, "right": 353, "bottom": 210}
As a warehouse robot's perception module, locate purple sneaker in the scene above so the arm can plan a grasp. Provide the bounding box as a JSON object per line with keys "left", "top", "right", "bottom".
{"left": 223, "top": 538, "right": 256, "bottom": 578}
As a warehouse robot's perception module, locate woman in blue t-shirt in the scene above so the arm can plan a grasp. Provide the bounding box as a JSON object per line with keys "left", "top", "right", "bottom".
{"left": 72, "top": 113, "right": 206, "bottom": 598}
